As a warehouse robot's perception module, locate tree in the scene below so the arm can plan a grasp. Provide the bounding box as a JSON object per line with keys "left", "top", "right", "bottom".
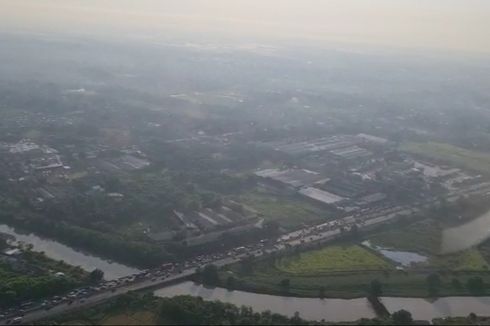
{"left": 226, "top": 276, "right": 236, "bottom": 289}
{"left": 466, "top": 276, "right": 484, "bottom": 294}
{"left": 319, "top": 286, "right": 325, "bottom": 298}
{"left": 201, "top": 264, "right": 219, "bottom": 285}
{"left": 0, "top": 238, "right": 8, "bottom": 251}
{"left": 89, "top": 269, "right": 104, "bottom": 283}
{"left": 451, "top": 278, "right": 461, "bottom": 289}
{"left": 349, "top": 224, "right": 360, "bottom": 238}
{"left": 291, "top": 312, "right": 302, "bottom": 324}
{"left": 240, "top": 256, "right": 255, "bottom": 274}
{"left": 392, "top": 309, "right": 413, "bottom": 325}
{"left": 369, "top": 280, "right": 383, "bottom": 297}
{"left": 468, "top": 312, "right": 477, "bottom": 323}
{"left": 426, "top": 273, "right": 441, "bottom": 295}
{"left": 280, "top": 278, "right": 290, "bottom": 288}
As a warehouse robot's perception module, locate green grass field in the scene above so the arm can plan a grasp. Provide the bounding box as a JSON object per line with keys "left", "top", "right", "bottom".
{"left": 400, "top": 141, "right": 490, "bottom": 175}
{"left": 275, "top": 245, "right": 393, "bottom": 275}
{"left": 221, "top": 216, "right": 490, "bottom": 298}
{"left": 430, "top": 249, "right": 489, "bottom": 271}
{"left": 237, "top": 191, "right": 326, "bottom": 229}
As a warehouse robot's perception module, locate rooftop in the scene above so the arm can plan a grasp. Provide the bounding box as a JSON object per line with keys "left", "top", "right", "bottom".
{"left": 298, "top": 187, "right": 345, "bottom": 205}
{"left": 255, "top": 168, "right": 326, "bottom": 188}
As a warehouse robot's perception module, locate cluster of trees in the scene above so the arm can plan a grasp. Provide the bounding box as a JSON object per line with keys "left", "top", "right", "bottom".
{"left": 159, "top": 295, "right": 308, "bottom": 325}
{"left": 50, "top": 291, "right": 418, "bottom": 326}
{"left": 0, "top": 271, "right": 79, "bottom": 307}
{"left": 427, "top": 273, "right": 487, "bottom": 295}
{"left": 196, "top": 264, "right": 220, "bottom": 286}
{"left": 1, "top": 212, "right": 173, "bottom": 268}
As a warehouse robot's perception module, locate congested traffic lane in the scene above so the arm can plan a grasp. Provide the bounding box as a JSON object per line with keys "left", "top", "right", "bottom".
{"left": 3, "top": 181, "right": 490, "bottom": 324}
{"left": 0, "top": 253, "right": 246, "bottom": 325}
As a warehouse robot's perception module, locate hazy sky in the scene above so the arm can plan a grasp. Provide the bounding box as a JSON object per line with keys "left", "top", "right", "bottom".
{"left": 2, "top": 0, "right": 490, "bottom": 54}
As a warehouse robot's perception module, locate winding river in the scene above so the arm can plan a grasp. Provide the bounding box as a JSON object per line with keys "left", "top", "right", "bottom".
{"left": 154, "top": 282, "right": 375, "bottom": 322}
{"left": 442, "top": 209, "right": 490, "bottom": 253}
{"left": 0, "top": 224, "right": 140, "bottom": 280}
{"left": 155, "top": 282, "right": 490, "bottom": 322}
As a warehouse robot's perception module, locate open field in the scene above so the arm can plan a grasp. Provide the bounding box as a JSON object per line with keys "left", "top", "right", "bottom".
{"left": 222, "top": 260, "right": 490, "bottom": 298}
{"left": 369, "top": 219, "right": 442, "bottom": 254}
{"left": 400, "top": 141, "right": 490, "bottom": 176}
{"left": 275, "top": 245, "right": 393, "bottom": 275}
{"left": 368, "top": 219, "right": 490, "bottom": 271}
{"left": 221, "top": 217, "right": 490, "bottom": 298}
{"left": 236, "top": 191, "right": 326, "bottom": 229}
{"left": 430, "top": 249, "right": 489, "bottom": 271}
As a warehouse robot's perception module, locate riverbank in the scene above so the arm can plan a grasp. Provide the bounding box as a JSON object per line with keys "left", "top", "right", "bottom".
{"left": 0, "top": 210, "right": 171, "bottom": 269}
{"left": 214, "top": 208, "right": 490, "bottom": 300}
{"left": 0, "top": 224, "right": 140, "bottom": 280}
{"left": 153, "top": 281, "right": 490, "bottom": 322}
{"left": 214, "top": 269, "right": 490, "bottom": 299}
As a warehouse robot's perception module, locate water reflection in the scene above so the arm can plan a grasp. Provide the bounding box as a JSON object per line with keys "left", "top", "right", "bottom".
{"left": 442, "top": 210, "right": 490, "bottom": 253}
{"left": 0, "top": 224, "right": 140, "bottom": 280}
{"left": 155, "top": 281, "right": 375, "bottom": 322}
{"left": 155, "top": 282, "right": 490, "bottom": 322}
{"left": 382, "top": 296, "right": 490, "bottom": 321}
{"left": 362, "top": 241, "right": 428, "bottom": 266}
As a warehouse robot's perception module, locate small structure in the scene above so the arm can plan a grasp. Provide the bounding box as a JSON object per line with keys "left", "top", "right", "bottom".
{"left": 298, "top": 187, "right": 345, "bottom": 207}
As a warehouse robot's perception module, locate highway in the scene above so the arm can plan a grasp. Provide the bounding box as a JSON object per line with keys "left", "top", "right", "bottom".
{"left": 2, "top": 181, "right": 490, "bottom": 325}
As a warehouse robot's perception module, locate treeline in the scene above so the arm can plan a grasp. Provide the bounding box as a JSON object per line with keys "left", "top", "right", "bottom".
{"left": 0, "top": 269, "right": 80, "bottom": 307}
{"left": 158, "top": 295, "right": 309, "bottom": 325}
{"left": 44, "top": 293, "right": 311, "bottom": 325}
{"left": 42, "top": 292, "right": 418, "bottom": 325}
{"left": 0, "top": 212, "right": 173, "bottom": 268}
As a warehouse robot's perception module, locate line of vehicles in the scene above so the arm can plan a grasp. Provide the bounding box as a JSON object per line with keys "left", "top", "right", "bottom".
{"left": 3, "top": 183, "right": 490, "bottom": 325}
{"left": 0, "top": 243, "right": 270, "bottom": 325}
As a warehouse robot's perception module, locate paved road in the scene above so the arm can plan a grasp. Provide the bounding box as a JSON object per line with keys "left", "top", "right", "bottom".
{"left": 4, "top": 182, "right": 490, "bottom": 324}
{"left": 17, "top": 257, "right": 237, "bottom": 324}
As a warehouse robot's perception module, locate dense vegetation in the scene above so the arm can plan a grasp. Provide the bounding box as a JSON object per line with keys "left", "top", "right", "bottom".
{"left": 274, "top": 245, "right": 392, "bottom": 274}
{"left": 215, "top": 203, "right": 490, "bottom": 298}
{"left": 41, "top": 293, "right": 312, "bottom": 325}
{"left": 0, "top": 251, "right": 86, "bottom": 308}
{"left": 0, "top": 210, "right": 173, "bottom": 268}
{"left": 40, "top": 292, "right": 424, "bottom": 325}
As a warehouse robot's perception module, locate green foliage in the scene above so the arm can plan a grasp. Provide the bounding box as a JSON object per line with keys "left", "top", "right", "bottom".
{"left": 280, "top": 278, "right": 290, "bottom": 287}
{"left": 237, "top": 192, "right": 324, "bottom": 229}
{"left": 3, "top": 215, "right": 173, "bottom": 268}
{"left": 466, "top": 276, "right": 485, "bottom": 294}
{"left": 274, "top": 245, "right": 393, "bottom": 275}
{"left": 391, "top": 309, "right": 413, "bottom": 325}
{"left": 89, "top": 269, "right": 104, "bottom": 283}
{"left": 200, "top": 264, "right": 220, "bottom": 285}
{"left": 158, "top": 296, "right": 309, "bottom": 325}
{"left": 0, "top": 272, "right": 79, "bottom": 307}
{"left": 51, "top": 294, "right": 310, "bottom": 325}
{"left": 369, "top": 280, "right": 383, "bottom": 297}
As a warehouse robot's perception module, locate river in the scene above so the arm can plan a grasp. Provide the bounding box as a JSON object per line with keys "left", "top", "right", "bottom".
{"left": 154, "top": 282, "right": 490, "bottom": 322}
{"left": 154, "top": 282, "right": 375, "bottom": 322}
{"left": 0, "top": 224, "right": 140, "bottom": 280}
{"left": 442, "top": 209, "right": 490, "bottom": 253}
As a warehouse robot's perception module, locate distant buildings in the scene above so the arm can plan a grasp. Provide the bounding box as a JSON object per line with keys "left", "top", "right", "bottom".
{"left": 148, "top": 200, "right": 261, "bottom": 247}
{"left": 254, "top": 168, "right": 328, "bottom": 191}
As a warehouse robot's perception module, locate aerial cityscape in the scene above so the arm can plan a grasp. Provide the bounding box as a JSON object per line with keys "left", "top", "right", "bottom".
{"left": 1, "top": 0, "right": 490, "bottom": 325}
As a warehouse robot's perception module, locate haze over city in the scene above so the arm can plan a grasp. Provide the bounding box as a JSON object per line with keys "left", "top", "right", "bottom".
{"left": 2, "top": 0, "right": 490, "bottom": 54}
{"left": 0, "top": 1, "right": 490, "bottom": 325}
